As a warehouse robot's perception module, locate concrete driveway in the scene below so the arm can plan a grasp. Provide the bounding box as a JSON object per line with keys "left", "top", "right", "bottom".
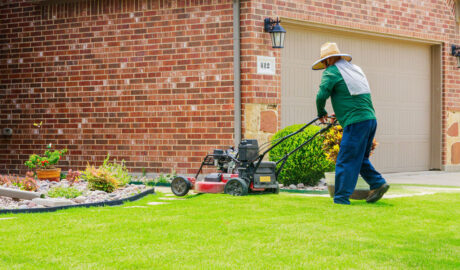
{"left": 383, "top": 171, "right": 460, "bottom": 187}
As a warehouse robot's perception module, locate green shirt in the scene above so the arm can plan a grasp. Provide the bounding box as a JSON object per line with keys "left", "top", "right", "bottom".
{"left": 316, "top": 65, "right": 376, "bottom": 128}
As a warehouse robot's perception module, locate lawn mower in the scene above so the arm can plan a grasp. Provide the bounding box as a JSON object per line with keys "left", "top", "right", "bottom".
{"left": 171, "top": 117, "right": 336, "bottom": 196}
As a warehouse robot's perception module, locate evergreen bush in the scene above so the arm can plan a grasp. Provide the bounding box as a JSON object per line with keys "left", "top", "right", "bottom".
{"left": 268, "top": 124, "right": 334, "bottom": 186}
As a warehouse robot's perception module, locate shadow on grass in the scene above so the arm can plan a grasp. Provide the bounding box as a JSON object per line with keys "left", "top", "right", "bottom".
{"left": 351, "top": 200, "right": 394, "bottom": 207}
{"left": 184, "top": 193, "right": 204, "bottom": 199}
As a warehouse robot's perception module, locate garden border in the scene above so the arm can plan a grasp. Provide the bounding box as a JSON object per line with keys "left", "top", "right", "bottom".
{"left": 129, "top": 181, "right": 170, "bottom": 187}
{"left": 0, "top": 187, "right": 155, "bottom": 215}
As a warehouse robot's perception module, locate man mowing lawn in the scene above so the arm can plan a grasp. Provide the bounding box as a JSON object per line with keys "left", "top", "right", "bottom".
{"left": 313, "top": 42, "right": 390, "bottom": 205}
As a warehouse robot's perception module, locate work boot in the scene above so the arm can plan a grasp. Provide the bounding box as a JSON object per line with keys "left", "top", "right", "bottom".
{"left": 366, "top": 183, "right": 390, "bottom": 203}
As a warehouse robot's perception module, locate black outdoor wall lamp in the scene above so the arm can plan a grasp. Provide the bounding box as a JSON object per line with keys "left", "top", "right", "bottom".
{"left": 264, "top": 17, "right": 286, "bottom": 49}
{"left": 452, "top": 44, "right": 460, "bottom": 68}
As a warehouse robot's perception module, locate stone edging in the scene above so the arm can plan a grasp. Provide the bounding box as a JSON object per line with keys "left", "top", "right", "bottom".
{"left": 0, "top": 188, "right": 156, "bottom": 215}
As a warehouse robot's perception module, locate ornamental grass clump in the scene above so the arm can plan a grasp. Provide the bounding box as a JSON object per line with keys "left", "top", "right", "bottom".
{"left": 81, "top": 165, "right": 118, "bottom": 193}
{"left": 269, "top": 124, "right": 334, "bottom": 186}
{"left": 100, "top": 154, "right": 131, "bottom": 187}
{"left": 79, "top": 154, "right": 133, "bottom": 193}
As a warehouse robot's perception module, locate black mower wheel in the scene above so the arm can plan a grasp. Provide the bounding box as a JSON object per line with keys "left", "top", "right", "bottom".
{"left": 171, "top": 176, "right": 191, "bottom": 196}
{"left": 224, "top": 178, "right": 248, "bottom": 196}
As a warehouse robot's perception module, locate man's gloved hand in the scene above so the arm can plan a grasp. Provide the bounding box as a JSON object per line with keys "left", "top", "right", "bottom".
{"left": 319, "top": 114, "right": 336, "bottom": 123}
{"left": 319, "top": 115, "right": 328, "bottom": 123}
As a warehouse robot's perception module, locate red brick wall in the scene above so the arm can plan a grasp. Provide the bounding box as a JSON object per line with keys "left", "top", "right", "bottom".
{"left": 2, "top": 0, "right": 460, "bottom": 175}
{"left": 0, "top": 0, "right": 234, "bottom": 174}
{"left": 239, "top": 0, "right": 460, "bottom": 167}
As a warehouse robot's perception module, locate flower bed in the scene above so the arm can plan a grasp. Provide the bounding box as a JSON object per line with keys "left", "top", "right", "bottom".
{"left": 0, "top": 177, "right": 152, "bottom": 210}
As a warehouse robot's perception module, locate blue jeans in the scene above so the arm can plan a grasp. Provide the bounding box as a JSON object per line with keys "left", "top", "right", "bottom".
{"left": 334, "top": 119, "right": 387, "bottom": 204}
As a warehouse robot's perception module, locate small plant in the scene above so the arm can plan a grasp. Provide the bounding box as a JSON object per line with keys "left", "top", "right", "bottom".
{"left": 0, "top": 175, "right": 11, "bottom": 186}
{"left": 100, "top": 154, "right": 131, "bottom": 187}
{"left": 22, "top": 171, "right": 38, "bottom": 192}
{"left": 9, "top": 175, "right": 22, "bottom": 188}
{"left": 154, "top": 170, "right": 176, "bottom": 185}
{"left": 322, "top": 124, "right": 378, "bottom": 165}
{"left": 66, "top": 169, "right": 81, "bottom": 186}
{"left": 47, "top": 187, "right": 82, "bottom": 199}
{"left": 24, "top": 149, "right": 68, "bottom": 170}
{"left": 80, "top": 165, "right": 118, "bottom": 193}
{"left": 322, "top": 125, "right": 343, "bottom": 164}
{"left": 0, "top": 172, "right": 38, "bottom": 191}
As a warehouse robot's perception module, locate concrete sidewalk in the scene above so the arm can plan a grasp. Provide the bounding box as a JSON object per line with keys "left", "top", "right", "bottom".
{"left": 383, "top": 171, "right": 460, "bottom": 187}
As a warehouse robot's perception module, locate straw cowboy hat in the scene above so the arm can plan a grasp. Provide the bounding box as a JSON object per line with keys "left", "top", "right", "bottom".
{"left": 312, "top": 42, "right": 352, "bottom": 70}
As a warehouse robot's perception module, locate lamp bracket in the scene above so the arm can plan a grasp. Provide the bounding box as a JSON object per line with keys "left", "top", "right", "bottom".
{"left": 264, "top": 17, "right": 281, "bottom": 32}
{"left": 452, "top": 44, "right": 460, "bottom": 56}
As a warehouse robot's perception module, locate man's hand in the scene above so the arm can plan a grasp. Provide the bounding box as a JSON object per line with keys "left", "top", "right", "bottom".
{"left": 319, "top": 114, "right": 335, "bottom": 123}
{"left": 319, "top": 115, "right": 328, "bottom": 123}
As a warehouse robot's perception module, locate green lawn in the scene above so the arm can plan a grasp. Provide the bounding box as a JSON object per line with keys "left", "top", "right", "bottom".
{"left": 0, "top": 191, "right": 459, "bottom": 269}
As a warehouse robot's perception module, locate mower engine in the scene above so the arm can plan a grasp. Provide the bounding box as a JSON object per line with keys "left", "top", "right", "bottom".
{"left": 211, "top": 148, "right": 237, "bottom": 173}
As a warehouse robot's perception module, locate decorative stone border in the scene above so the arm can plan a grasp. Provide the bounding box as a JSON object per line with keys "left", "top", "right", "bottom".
{"left": 0, "top": 188, "right": 155, "bottom": 215}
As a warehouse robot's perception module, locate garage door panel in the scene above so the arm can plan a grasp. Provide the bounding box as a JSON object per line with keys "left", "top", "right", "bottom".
{"left": 398, "top": 109, "right": 430, "bottom": 136}
{"left": 282, "top": 25, "right": 431, "bottom": 173}
{"left": 375, "top": 108, "right": 399, "bottom": 136}
{"left": 370, "top": 142, "right": 399, "bottom": 172}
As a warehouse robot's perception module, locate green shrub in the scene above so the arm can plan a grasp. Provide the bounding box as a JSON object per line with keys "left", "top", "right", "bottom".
{"left": 268, "top": 124, "right": 334, "bottom": 186}
{"left": 48, "top": 187, "right": 82, "bottom": 199}
{"left": 100, "top": 154, "right": 131, "bottom": 187}
{"left": 80, "top": 165, "right": 118, "bottom": 193}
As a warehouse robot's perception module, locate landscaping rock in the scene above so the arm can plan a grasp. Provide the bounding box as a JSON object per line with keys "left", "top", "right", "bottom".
{"left": 147, "top": 202, "right": 168, "bottom": 205}
{"left": 297, "top": 183, "right": 305, "bottom": 189}
{"left": 27, "top": 202, "right": 37, "bottom": 207}
{"left": 32, "top": 198, "right": 76, "bottom": 207}
{"left": 289, "top": 184, "right": 297, "bottom": 189}
{"left": 0, "top": 187, "right": 40, "bottom": 200}
{"left": 318, "top": 179, "right": 327, "bottom": 186}
{"left": 18, "top": 205, "right": 29, "bottom": 209}
{"left": 19, "top": 200, "right": 31, "bottom": 206}
{"left": 74, "top": 196, "right": 87, "bottom": 203}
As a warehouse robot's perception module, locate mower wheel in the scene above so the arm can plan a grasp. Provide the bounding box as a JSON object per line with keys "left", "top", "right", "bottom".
{"left": 171, "top": 176, "right": 191, "bottom": 196}
{"left": 224, "top": 178, "right": 248, "bottom": 196}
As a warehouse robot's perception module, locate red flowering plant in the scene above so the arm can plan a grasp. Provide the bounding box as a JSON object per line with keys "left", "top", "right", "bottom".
{"left": 24, "top": 148, "right": 68, "bottom": 170}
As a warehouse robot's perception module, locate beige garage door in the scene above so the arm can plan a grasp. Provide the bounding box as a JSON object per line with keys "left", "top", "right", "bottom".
{"left": 281, "top": 25, "right": 432, "bottom": 173}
